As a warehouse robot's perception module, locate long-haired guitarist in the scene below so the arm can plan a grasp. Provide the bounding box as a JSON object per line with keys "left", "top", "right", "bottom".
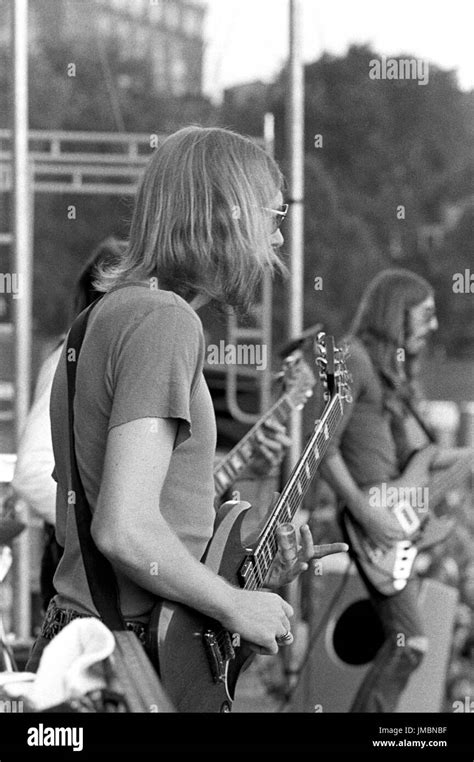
{"left": 26, "top": 127, "right": 346, "bottom": 681}
{"left": 319, "top": 268, "right": 470, "bottom": 713}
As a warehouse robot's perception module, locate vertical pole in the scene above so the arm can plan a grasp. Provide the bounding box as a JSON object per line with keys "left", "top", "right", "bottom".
{"left": 12, "top": 0, "right": 32, "bottom": 641}
{"left": 285, "top": 0, "right": 305, "bottom": 469}
{"left": 281, "top": 0, "right": 305, "bottom": 695}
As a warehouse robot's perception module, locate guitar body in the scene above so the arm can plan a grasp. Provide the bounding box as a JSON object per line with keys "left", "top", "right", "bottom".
{"left": 342, "top": 447, "right": 468, "bottom": 596}
{"left": 147, "top": 499, "right": 257, "bottom": 713}
{"left": 342, "top": 510, "right": 454, "bottom": 596}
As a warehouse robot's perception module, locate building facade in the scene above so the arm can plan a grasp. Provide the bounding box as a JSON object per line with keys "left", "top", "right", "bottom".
{"left": 1, "top": 0, "right": 206, "bottom": 97}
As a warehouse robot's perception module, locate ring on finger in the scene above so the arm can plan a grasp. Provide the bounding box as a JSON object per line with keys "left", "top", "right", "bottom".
{"left": 276, "top": 629, "right": 293, "bottom": 645}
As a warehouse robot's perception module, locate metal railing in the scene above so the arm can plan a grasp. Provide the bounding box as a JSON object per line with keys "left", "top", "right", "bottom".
{"left": 0, "top": 128, "right": 160, "bottom": 195}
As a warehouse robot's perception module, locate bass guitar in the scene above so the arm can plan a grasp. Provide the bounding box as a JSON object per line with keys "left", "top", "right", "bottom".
{"left": 147, "top": 334, "right": 352, "bottom": 712}
{"left": 342, "top": 446, "right": 472, "bottom": 595}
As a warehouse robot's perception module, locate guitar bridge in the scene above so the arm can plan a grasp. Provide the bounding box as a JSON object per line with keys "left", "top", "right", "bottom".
{"left": 203, "top": 629, "right": 236, "bottom": 684}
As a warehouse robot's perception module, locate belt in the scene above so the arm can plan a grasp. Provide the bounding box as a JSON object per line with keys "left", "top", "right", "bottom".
{"left": 41, "top": 599, "right": 148, "bottom": 646}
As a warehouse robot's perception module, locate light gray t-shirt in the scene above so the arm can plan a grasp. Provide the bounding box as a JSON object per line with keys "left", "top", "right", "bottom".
{"left": 50, "top": 284, "right": 217, "bottom": 620}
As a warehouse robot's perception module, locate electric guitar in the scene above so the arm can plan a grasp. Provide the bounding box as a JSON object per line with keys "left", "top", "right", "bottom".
{"left": 147, "top": 334, "right": 352, "bottom": 712}
{"left": 342, "top": 446, "right": 473, "bottom": 596}
{"left": 213, "top": 352, "right": 316, "bottom": 499}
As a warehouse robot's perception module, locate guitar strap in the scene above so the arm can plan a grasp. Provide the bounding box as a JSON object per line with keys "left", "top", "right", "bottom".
{"left": 65, "top": 296, "right": 126, "bottom": 632}
{"left": 64, "top": 297, "right": 177, "bottom": 711}
{"left": 399, "top": 395, "right": 437, "bottom": 445}
{"left": 377, "top": 369, "right": 438, "bottom": 463}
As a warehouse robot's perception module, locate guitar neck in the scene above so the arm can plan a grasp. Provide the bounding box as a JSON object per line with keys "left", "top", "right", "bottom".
{"left": 213, "top": 393, "right": 294, "bottom": 498}
{"left": 239, "top": 394, "right": 344, "bottom": 591}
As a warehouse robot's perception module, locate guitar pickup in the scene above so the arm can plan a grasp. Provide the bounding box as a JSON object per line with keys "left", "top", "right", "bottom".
{"left": 393, "top": 500, "right": 421, "bottom": 535}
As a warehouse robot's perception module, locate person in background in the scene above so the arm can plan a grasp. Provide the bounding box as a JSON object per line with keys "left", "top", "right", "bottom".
{"left": 320, "top": 268, "right": 471, "bottom": 713}
{"left": 10, "top": 236, "right": 126, "bottom": 613}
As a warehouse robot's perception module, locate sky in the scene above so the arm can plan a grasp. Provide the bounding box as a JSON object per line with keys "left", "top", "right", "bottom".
{"left": 201, "top": 0, "right": 474, "bottom": 101}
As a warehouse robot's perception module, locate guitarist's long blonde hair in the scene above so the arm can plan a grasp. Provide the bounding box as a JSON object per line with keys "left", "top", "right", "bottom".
{"left": 93, "top": 126, "right": 286, "bottom": 314}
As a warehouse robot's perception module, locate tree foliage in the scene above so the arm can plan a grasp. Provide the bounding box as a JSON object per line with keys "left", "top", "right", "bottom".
{"left": 225, "top": 45, "right": 474, "bottom": 355}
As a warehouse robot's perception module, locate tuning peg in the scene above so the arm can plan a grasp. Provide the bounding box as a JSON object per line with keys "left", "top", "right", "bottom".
{"left": 315, "top": 333, "right": 327, "bottom": 352}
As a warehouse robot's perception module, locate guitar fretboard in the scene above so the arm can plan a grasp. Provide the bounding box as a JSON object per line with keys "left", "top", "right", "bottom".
{"left": 239, "top": 394, "right": 344, "bottom": 591}
{"left": 213, "top": 393, "right": 295, "bottom": 497}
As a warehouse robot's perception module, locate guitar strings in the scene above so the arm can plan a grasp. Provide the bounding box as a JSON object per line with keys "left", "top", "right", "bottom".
{"left": 242, "top": 400, "right": 343, "bottom": 591}
{"left": 244, "top": 404, "right": 341, "bottom": 590}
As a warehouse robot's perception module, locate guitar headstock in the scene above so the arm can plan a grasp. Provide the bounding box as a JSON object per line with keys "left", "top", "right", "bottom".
{"left": 315, "top": 332, "right": 352, "bottom": 404}
{"left": 280, "top": 352, "right": 316, "bottom": 410}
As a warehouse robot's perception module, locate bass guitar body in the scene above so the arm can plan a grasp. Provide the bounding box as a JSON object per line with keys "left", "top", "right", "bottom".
{"left": 342, "top": 510, "right": 454, "bottom": 596}
{"left": 341, "top": 446, "right": 468, "bottom": 596}
{"left": 147, "top": 499, "right": 257, "bottom": 713}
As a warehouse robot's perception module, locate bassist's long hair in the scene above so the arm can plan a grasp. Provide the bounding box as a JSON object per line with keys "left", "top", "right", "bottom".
{"left": 350, "top": 268, "right": 434, "bottom": 399}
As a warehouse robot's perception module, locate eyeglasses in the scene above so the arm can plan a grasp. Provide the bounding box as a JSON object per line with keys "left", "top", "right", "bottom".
{"left": 263, "top": 203, "right": 289, "bottom": 232}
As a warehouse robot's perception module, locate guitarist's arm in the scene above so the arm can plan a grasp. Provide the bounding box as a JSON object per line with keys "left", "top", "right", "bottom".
{"left": 319, "top": 450, "right": 406, "bottom": 550}
{"left": 92, "top": 417, "right": 294, "bottom": 656}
